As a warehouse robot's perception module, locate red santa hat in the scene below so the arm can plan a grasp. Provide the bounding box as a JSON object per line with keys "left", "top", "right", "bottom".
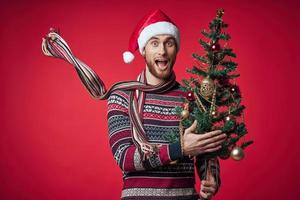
{"left": 123, "top": 9, "right": 180, "bottom": 64}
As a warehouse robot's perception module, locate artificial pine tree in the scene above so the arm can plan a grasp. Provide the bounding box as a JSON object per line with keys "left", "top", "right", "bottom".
{"left": 165, "top": 8, "right": 253, "bottom": 187}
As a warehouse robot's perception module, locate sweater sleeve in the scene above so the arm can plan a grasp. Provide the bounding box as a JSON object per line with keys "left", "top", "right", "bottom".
{"left": 107, "top": 91, "right": 184, "bottom": 172}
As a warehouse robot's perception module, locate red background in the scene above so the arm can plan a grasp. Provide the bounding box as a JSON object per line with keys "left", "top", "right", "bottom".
{"left": 1, "top": 0, "right": 300, "bottom": 199}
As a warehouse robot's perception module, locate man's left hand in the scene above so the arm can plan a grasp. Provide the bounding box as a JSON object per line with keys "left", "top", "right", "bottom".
{"left": 199, "top": 175, "right": 217, "bottom": 200}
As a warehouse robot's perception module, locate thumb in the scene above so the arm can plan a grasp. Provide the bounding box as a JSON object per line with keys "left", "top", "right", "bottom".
{"left": 185, "top": 120, "right": 197, "bottom": 134}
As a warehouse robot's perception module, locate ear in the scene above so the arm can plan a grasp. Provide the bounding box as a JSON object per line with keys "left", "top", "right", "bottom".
{"left": 142, "top": 49, "right": 146, "bottom": 56}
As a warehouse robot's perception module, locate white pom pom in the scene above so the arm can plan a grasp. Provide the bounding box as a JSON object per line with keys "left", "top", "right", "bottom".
{"left": 123, "top": 51, "right": 135, "bottom": 64}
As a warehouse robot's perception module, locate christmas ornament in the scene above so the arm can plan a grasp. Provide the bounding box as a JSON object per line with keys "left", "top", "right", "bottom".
{"left": 200, "top": 76, "right": 215, "bottom": 98}
{"left": 211, "top": 42, "right": 221, "bottom": 52}
{"left": 194, "top": 92, "right": 207, "bottom": 113}
{"left": 230, "top": 146, "right": 244, "bottom": 161}
{"left": 211, "top": 110, "right": 217, "bottom": 117}
{"left": 225, "top": 116, "right": 231, "bottom": 121}
{"left": 230, "top": 85, "right": 241, "bottom": 95}
{"left": 181, "top": 109, "right": 190, "bottom": 119}
{"left": 209, "top": 87, "right": 217, "bottom": 117}
{"left": 218, "top": 78, "right": 230, "bottom": 86}
{"left": 183, "top": 102, "right": 193, "bottom": 112}
{"left": 216, "top": 8, "right": 225, "bottom": 19}
{"left": 186, "top": 91, "right": 195, "bottom": 101}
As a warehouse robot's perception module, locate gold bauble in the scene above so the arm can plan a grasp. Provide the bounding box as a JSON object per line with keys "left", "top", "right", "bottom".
{"left": 230, "top": 146, "right": 244, "bottom": 161}
{"left": 200, "top": 76, "right": 215, "bottom": 98}
{"left": 181, "top": 110, "right": 190, "bottom": 119}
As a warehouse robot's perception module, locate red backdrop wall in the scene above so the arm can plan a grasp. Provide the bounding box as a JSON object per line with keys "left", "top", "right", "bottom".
{"left": 1, "top": 0, "right": 300, "bottom": 199}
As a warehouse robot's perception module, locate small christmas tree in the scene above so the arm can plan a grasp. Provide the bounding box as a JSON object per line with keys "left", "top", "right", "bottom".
{"left": 171, "top": 9, "right": 254, "bottom": 194}
{"left": 177, "top": 8, "right": 253, "bottom": 162}
{"left": 178, "top": 8, "right": 254, "bottom": 163}
{"left": 164, "top": 8, "right": 253, "bottom": 169}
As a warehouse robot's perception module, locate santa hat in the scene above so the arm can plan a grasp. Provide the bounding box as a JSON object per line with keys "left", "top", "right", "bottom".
{"left": 123, "top": 9, "right": 180, "bottom": 64}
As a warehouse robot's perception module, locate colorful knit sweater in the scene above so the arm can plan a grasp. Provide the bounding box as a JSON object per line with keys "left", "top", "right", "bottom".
{"left": 107, "top": 82, "right": 213, "bottom": 200}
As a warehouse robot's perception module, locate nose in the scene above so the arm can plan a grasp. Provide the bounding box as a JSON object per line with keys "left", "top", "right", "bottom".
{"left": 157, "top": 43, "right": 167, "bottom": 55}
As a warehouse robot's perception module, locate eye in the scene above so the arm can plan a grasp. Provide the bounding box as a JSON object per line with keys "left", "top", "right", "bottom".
{"left": 166, "top": 40, "right": 175, "bottom": 47}
{"left": 151, "top": 41, "right": 159, "bottom": 47}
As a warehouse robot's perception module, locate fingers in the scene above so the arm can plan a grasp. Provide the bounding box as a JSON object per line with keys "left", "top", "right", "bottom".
{"left": 200, "top": 190, "right": 212, "bottom": 200}
{"left": 202, "top": 180, "right": 216, "bottom": 187}
{"left": 200, "top": 130, "right": 223, "bottom": 140}
{"left": 185, "top": 120, "right": 197, "bottom": 134}
{"left": 204, "top": 146, "right": 222, "bottom": 153}
{"left": 201, "top": 134, "right": 227, "bottom": 149}
{"left": 200, "top": 180, "right": 217, "bottom": 199}
{"left": 205, "top": 137, "right": 226, "bottom": 148}
{"left": 183, "top": 124, "right": 226, "bottom": 156}
{"left": 197, "top": 133, "right": 226, "bottom": 154}
{"left": 201, "top": 186, "right": 216, "bottom": 194}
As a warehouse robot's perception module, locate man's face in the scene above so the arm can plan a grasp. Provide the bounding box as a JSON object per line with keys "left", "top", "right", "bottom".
{"left": 143, "top": 34, "right": 178, "bottom": 81}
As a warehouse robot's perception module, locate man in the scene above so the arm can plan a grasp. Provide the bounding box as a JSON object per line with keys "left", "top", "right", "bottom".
{"left": 41, "top": 9, "right": 226, "bottom": 200}
{"left": 107, "top": 9, "right": 226, "bottom": 200}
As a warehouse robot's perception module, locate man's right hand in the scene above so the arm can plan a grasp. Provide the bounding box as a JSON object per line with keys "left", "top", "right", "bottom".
{"left": 182, "top": 120, "right": 227, "bottom": 157}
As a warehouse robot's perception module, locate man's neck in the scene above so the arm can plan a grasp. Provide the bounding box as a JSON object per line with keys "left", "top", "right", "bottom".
{"left": 145, "top": 65, "right": 164, "bottom": 86}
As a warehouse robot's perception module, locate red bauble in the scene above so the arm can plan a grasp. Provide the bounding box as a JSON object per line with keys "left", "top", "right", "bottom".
{"left": 211, "top": 42, "right": 220, "bottom": 52}
{"left": 186, "top": 91, "right": 195, "bottom": 101}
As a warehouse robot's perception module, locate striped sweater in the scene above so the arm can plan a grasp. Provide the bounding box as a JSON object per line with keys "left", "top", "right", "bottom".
{"left": 107, "top": 82, "right": 201, "bottom": 200}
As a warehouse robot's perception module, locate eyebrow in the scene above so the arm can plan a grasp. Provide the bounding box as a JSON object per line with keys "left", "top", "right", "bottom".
{"left": 149, "top": 36, "right": 175, "bottom": 41}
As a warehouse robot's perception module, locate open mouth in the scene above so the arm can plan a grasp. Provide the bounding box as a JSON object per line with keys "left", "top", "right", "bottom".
{"left": 155, "top": 59, "right": 169, "bottom": 70}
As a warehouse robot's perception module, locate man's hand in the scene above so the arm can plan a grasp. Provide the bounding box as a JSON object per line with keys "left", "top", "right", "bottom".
{"left": 182, "top": 120, "right": 227, "bottom": 157}
{"left": 199, "top": 175, "right": 218, "bottom": 200}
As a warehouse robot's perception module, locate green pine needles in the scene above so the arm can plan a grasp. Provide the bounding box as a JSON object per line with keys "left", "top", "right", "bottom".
{"left": 172, "top": 8, "right": 253, "bottom": 160}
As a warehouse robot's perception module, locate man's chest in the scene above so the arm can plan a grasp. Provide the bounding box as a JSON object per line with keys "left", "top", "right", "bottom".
{"left": 141, "top": 93, "right": 184, "bottom": 142}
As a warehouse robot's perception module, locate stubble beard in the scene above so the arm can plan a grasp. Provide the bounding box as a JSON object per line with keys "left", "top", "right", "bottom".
{"left": 145, "top": 58, "right": 175, "bottom": 81}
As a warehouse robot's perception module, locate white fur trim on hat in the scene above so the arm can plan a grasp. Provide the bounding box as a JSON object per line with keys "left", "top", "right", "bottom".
{"left": 137, "top": 21, "right": 180, "bottom": 54}
{"left": 123, "top": 51, "right": 135, "bottom": 63}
